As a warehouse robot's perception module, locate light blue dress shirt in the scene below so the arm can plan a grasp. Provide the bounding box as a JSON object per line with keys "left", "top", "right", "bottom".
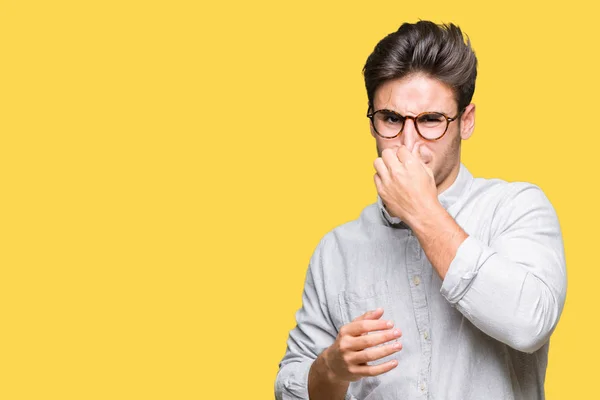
{"left": 275, "top": 162, "right": 567, "bottom": 400}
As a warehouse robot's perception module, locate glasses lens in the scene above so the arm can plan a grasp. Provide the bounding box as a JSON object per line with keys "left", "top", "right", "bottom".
{"left": 416, "top": 113, "right": 447, "bottom": 139}
{"left": 373, "top": 110, "right": 403, "bottom": 138}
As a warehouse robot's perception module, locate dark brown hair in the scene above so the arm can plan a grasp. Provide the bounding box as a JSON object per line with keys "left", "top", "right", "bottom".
{"left": 363, "top": 21, "right": 478, "bottom": 114}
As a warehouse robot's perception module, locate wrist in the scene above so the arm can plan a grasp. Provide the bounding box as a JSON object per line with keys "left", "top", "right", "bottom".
{"left": 319, "top": 348, "right": 344, "bottom": 385}
{"left": 308, "top": 349, "right": 349, "bottom": 400}
{"left": 408, "top": 199, "right": 445, "bottom": 233}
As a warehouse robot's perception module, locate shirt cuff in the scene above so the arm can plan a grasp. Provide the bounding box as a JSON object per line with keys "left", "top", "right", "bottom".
{"left": 440, "top": 235, "right": 489, "bottom": 304}
{"left": 281, "top": 360, "right": 312, "bottom": 399}
{"left": 377, "top": 194, "right": 402, "bottom": 225}
{"left": 280, "top": 360, "right": 357, "bottom": 400}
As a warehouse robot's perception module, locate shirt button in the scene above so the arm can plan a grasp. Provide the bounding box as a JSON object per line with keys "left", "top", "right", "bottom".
{"left": 423, "top": 331, "right": 429, "bottom": 340}
{"left": 413, "top": 276, "right": 421, "bottom": 286}
{"left": 420, "top": 382, "right": 427, "bottom": 392}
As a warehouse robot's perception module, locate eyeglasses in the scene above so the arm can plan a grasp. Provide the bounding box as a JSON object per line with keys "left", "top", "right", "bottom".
{"left": 366, "top": 108, "right": 460, "bottom": 141}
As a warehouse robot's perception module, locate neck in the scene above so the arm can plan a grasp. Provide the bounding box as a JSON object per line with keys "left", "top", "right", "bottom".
{"left": 436, "top": 161, "right": 461, "bottom": 196}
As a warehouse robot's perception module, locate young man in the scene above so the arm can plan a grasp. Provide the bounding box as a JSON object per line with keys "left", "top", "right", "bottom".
{"left": 275, "top": 21, "right": 566, "bottom": 400}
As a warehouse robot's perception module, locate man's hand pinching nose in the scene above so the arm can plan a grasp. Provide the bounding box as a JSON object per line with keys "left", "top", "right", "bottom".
{"left": 373, "top": 143, "right": 439, "bottom": 226}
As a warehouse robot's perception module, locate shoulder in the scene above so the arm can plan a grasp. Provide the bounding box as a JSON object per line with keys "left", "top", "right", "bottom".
{"left": 307, "top": 202, "right": 384, "bottom": 272}
{"left": 467, "top": 173, "right": 553, "bottom": 210}
{"left": 470, "top": 176, "right": 559, "bottom": 236}
{"left": 489, "top": 180, "right": 556, "bottom": 217}
{"left": 311, "top": 207, "right": 372, "bottom": 256}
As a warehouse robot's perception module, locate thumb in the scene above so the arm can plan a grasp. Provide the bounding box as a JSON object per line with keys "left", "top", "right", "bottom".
{"left": 413, "top": 143, "right": 434, "bottom": 179}
{"left": 412, "top": 142, "right": 424, "bottom": 162}
{"left": 422, "top": 158, "right": 434, "bottom": 179}
{"left": 424, "top": 164, "right": 434, "bottom": 180}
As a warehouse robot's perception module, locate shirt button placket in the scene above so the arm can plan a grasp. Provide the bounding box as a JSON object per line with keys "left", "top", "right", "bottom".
{"left": 406, "top": 229, "right": 431, "bottom": 398}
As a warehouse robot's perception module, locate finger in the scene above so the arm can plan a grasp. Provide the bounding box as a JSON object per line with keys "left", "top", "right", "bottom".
{"left": 374, "top": 173, "right": 384, "bottom": 195}
{"left": 424, "top": 163, "right": 434, "bottom": 179}
{"left": 352, "top": 341, "right": 402, "bottom": 364}
{"left": 412, "top": 143, "right": 434, "bottom": 178}
{"left": 352, "top": 308, "right": 384, "bottom": 322}
{"left": 412, "top": 142, "right": 423, "bottom": 162}
{"left": 354, "top": 307, "right": 384, "bottom": 338}
{"left": 396, "top": 145, "right": 414, "bottom": 166}
{"left": 373, "top": 157, "right": 390, "bottom": 182}
{"left": 352, "top": 359, "right": 398, "bottom": 378}
{"left": 349, "top": 328, "right": 402, "bottom": 350}
{"left": 382, "top": 147, "right": 402, "bottom": 172}
{"left": 342, "top": 319, "right": 395, "bottom": 338}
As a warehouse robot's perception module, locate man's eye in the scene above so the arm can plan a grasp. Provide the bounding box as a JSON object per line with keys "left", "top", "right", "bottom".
{"left": 419, "top": 114, "right": 444, "bottom": 123}
{"left": 384, "top": 115, "right": 401, "bottom": 123}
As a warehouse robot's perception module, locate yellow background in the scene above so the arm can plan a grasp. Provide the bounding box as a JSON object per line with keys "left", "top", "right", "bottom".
{"left": 0, "top": 0, "right": 597, "bottom": 398}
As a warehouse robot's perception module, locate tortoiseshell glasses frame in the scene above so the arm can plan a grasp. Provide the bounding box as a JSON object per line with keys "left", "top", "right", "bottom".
{"left": 366, "top": 108, "right": 462, "bottom": 141}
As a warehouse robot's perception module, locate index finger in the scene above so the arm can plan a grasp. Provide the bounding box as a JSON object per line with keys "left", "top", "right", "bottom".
{"left": 352, "top": 308, "right": 384, "bottom": 322}
{"left": 382, "top": 147, "right": 403, "bottom": 171}
{"left": 343, "top": 319, "right": 395, "bottom": 337}
{"left": 396, "top": 145, "right": 415, "bottom": 165}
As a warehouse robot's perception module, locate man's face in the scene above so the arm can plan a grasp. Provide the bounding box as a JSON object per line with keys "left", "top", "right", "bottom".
{"left": 369, "top": 73, "right": 475, "bottom": 190}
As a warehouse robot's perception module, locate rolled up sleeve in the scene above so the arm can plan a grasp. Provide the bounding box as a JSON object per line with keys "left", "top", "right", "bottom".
{"left": 440, "top": 183, "right": 567, "bottom": 353}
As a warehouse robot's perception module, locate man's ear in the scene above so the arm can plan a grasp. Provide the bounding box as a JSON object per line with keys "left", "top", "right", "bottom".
{"left": 460, "top": 103, "right": 476, "bottom": 140}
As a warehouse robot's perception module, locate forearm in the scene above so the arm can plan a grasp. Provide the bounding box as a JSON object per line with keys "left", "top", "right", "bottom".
{"left": 411, "top": 202, "right": 565, "bottom": 353}
{"left": 440, "top": 235, "right": 563, "bottom": 352}
{"left": 308, "top": 350, "right": 349, "bottom": 400}
{"left": 410, "top": 202, "right": 467, "bottom": 280}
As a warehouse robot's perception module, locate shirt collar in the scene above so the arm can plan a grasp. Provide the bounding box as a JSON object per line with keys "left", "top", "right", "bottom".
{"left": 377, "top": 162, "right": 473, "bottom": 228}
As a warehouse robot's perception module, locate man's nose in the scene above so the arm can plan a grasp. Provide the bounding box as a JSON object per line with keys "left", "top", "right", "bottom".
{"left": 400, "top": 117, "right": 420, "bottom": 152}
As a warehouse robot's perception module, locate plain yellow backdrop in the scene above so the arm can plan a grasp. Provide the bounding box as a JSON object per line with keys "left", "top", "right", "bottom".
{"left": 1, "top": 0, "right": 597, "bottom": 398}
